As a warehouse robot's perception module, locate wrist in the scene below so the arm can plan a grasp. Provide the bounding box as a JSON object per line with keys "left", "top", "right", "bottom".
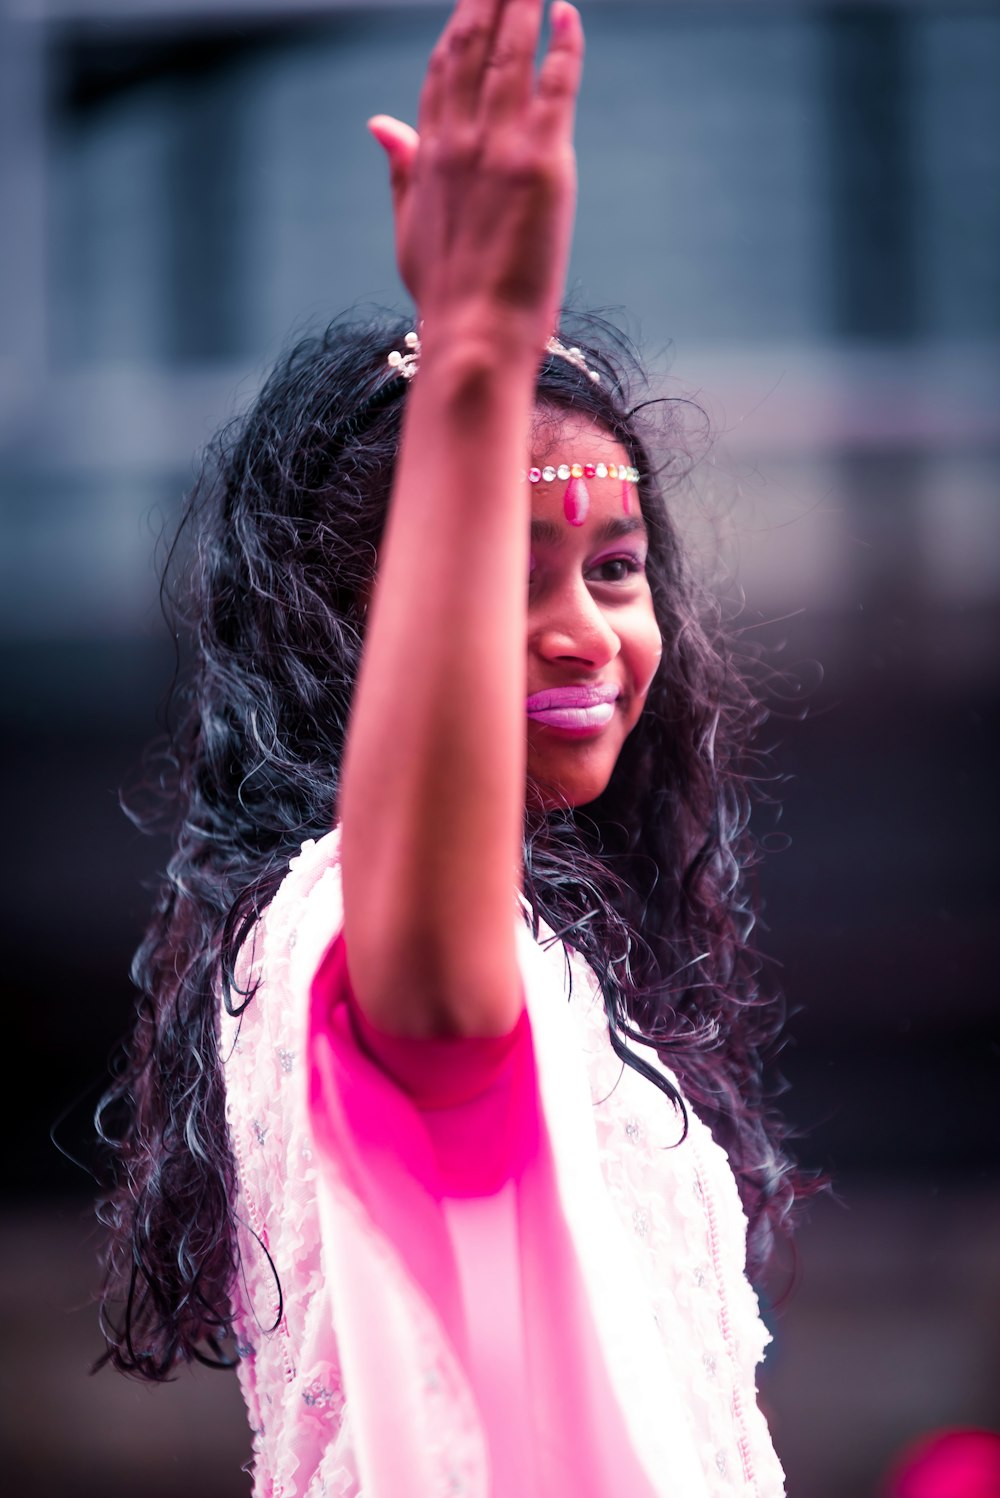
{"left": 415, "top": 303, "right": 547, "bottom": 384}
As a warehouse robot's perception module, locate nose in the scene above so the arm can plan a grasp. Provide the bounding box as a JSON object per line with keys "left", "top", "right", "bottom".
{"left": 531, "top": 579, "right": 620, "bottom": 667}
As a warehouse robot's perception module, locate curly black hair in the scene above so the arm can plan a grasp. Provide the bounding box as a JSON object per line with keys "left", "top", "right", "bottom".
{"left": 95, "top": 308, "right": 816, "bottom": 1379}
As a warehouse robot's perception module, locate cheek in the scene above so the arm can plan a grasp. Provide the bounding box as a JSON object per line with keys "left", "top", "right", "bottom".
{"left": 630, "top": 606, "right": 664, "bottom": 701}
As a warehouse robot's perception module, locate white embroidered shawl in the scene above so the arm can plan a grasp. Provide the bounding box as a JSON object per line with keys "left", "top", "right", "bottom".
{"left": 221, "top": 830, "right": 786, "bottom": 1498}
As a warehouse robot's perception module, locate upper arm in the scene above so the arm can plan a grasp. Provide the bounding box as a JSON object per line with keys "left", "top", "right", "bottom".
{"left": 341, "top": 870, "right": 523, "bottom": 1040}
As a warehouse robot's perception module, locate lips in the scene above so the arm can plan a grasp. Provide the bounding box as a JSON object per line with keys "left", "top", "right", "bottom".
{"left": 526, "top": 684, "right": 619, "bottom": 732}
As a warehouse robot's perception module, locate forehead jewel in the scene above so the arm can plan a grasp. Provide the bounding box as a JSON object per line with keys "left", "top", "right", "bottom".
{"left": 524, "top": 461, "right": 639, "bottom": 526}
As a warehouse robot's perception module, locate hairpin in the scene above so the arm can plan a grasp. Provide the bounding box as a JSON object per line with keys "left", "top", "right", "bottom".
{"left": 386, "top": 329, "right": 421, "bottom": 381}
{"left": 545, "top": 337, "right": 602, "bottom": 385}
{"left": 387, "top": 329, "right": 601, "bottom": 385}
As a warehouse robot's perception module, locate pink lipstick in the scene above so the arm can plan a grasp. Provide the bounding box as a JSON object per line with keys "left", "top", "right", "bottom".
{"left": 525, "top": 684, "right": 619, "bottom": 732}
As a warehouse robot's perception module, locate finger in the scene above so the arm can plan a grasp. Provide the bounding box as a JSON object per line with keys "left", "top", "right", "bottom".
{"left": 434, "top": 0, "right": 504, "bottom": 125}
{"left": 532, "top": 1, "right": 584, "bottom": 145}
{"left": 480, "top": 0, "right": 545, "bottom": 122}
{"left": 368, "top": 116, "right": 420, "bottom": 216}
{"left": 417, "top": 33, "right": 448, "bottom": 137}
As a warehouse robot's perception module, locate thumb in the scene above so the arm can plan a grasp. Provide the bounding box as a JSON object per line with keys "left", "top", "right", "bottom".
{"left": 368, "top": 115, "right": 419, "bottom": 212}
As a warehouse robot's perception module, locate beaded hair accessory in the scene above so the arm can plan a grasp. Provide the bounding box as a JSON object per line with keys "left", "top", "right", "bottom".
{"left": 388, "top": 329, "right": 602, "bottom": 385}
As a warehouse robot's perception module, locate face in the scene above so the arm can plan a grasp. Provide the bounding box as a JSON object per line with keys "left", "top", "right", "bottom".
{"left": 526, "top": 410, "right": 663, "bottom": 808}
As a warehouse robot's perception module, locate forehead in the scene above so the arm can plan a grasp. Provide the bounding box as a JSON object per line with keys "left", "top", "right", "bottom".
{"left": 529, "top": 408, "right": 644, "bottom": 537}
{"left": 531, "top": 407, "right": 624, "bottom": 465}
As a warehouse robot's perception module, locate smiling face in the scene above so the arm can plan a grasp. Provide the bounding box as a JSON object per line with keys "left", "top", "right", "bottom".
{"left": 526, "top": 410, "right": 663, "bottom": 808}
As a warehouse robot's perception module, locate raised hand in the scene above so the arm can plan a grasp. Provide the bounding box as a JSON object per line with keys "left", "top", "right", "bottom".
{"left": 369, "top": 0, "right": 584, "bottom": 358}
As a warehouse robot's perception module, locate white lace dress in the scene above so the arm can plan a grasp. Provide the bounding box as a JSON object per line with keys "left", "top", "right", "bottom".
{"left": 221, "top": 829, "right": 786, "bottom": 1498}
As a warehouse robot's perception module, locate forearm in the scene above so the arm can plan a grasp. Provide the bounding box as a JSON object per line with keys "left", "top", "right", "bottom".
{"left": 340, "top": 320, "right": 538, "bottom": 1037}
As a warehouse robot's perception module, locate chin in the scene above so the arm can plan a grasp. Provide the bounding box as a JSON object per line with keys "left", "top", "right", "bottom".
{"left": 527, "top": 751, "right": 618, "bottom": 812}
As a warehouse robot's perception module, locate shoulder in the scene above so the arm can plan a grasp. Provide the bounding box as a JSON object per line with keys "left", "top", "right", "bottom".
{"left": 265, "top": 826, "right": 346, "bottom": 979}
{"left": 219, "top": 828, "right": 345, "bottom": 1162}
{"left": 220, "top": 827, "right": 344, "bottom": 1037}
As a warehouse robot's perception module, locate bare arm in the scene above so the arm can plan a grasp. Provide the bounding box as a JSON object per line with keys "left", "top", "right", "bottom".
{"left": 339, "top": 0, "right": 584, "bottom": 1038}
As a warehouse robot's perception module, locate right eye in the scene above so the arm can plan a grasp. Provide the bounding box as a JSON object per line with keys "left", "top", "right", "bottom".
{"left": 586, "top": 553, "right": 646, "bottom": 584}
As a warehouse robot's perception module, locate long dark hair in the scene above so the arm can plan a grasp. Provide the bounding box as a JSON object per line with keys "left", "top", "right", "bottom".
{"left": 96, "top": 308, "right": 816, "bottom": 1380}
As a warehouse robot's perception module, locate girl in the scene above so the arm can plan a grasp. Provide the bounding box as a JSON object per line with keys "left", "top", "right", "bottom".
{"left": 97, "top": 1, "right": 813, "bottom": 1493}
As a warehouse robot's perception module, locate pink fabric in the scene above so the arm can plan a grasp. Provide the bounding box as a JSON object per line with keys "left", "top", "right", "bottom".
{"left": 308, "top": 930, "right": 661, "bottom": 1498}
{"left": 442, "top": 1189, "right": 532, "bottom": 1494}
{"left": 321, "top": 932, "right": 538, "bottom": 1193}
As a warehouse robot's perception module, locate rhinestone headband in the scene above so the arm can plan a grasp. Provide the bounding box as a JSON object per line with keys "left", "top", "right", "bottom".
{"left": 388, "top": 329, "right": 602, "bottom": 385}
{"left": 526, "top": 460, "right": 640, "bottom": 526}
{"left": 525, "top": 461, "right": 639, "bottom": 485}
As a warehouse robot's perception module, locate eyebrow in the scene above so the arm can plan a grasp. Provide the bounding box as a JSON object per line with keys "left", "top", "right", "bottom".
{"left": 530, "top": 516, "right": 648, "bottom": 545}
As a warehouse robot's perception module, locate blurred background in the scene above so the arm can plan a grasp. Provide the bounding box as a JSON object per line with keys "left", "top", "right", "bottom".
{"left": 1, "top": 0, "right": 998, "bottom": 1494}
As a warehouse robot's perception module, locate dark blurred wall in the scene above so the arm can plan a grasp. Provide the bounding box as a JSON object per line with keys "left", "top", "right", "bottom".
{"left": 1, "top": 4, "right": 998, "bottom": 1497}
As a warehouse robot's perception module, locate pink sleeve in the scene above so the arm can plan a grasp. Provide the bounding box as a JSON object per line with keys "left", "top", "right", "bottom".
{"left": 311, "top": 931, "right": 537, "bottom": 1196}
